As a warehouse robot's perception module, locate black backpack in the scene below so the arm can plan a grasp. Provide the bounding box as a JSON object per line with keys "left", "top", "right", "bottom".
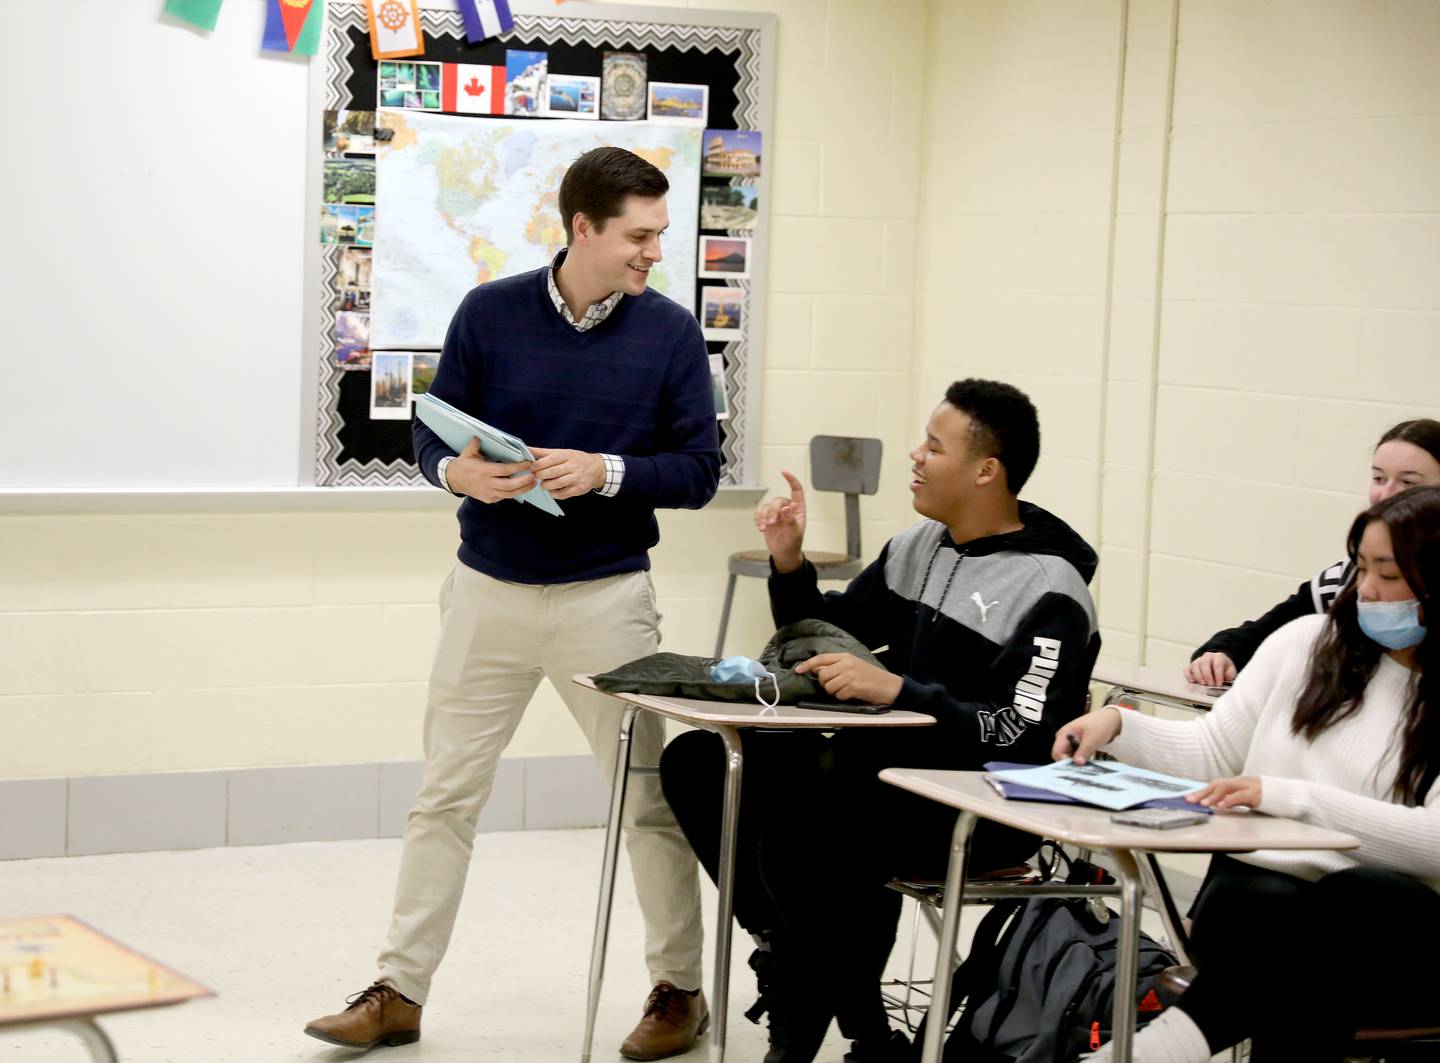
{"left": 914, "top": 851, "right": 1178, "bottom": 1062}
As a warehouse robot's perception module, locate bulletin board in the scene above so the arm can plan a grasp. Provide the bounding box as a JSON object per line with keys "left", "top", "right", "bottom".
{"left": 302, "top": 0, "right": 776, "bottom": 490}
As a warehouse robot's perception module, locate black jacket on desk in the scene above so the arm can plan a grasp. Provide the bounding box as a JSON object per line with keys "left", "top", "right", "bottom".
{"left": 1189, "top": 558, "right": 1352, "bottom": 672}
{"left": 768, "top": 502, "right": 1100, "bottom": 768}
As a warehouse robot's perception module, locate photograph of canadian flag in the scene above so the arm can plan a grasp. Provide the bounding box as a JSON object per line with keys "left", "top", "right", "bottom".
{"left": 443, "top": 64, "right": 506, "bottom": 114}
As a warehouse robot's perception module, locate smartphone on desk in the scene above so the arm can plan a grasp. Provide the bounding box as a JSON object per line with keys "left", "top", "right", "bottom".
{"left": 1109, "top": 808, "right": 1209, "bottom": 830}
{"left": 794, "top": 700, "right": 892, "bottom": 715}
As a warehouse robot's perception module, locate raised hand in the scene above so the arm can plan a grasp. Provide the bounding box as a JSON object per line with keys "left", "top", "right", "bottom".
{"left": 754, "top": 470, "right": 808, "bottom": 573}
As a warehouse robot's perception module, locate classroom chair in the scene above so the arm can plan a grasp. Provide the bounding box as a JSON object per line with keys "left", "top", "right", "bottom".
{"left": 881, "top": 850, "right": 1192, "bottom": 1037}
{"left": 714, "top": 435, "right": 882, "bottom": 657}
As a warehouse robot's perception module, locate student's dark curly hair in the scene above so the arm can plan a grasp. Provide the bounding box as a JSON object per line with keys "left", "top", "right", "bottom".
{"left": 943, "top": 379, "right": 1041, "bottom": 493}
{"left": 1292, "top": 485, "right": 1440, "bottom": 806}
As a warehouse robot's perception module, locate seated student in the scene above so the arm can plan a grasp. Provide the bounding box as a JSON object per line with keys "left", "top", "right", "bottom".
{"left": 1187, "top": 418, "right": 1440, "bottom": 685}
{"left": 1059, "top": 484, "right": 1440, "bottom": 1063}
{"left": 660, "top": 379, "right": 1100, "bottom": 1063}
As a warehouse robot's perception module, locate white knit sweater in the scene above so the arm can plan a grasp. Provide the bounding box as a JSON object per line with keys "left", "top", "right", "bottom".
{"left": 1105, "top": 614, "right": 1440, "bottom": 887}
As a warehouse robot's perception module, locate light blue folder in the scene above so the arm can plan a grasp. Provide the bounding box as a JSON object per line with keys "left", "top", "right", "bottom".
{"left": 414, "top": 393, "right": 563, "bottom": 517}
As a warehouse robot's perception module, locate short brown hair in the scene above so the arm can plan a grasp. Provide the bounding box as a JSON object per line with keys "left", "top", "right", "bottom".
{"left": 558, "top": 147, "right": 669, "bottom": 243}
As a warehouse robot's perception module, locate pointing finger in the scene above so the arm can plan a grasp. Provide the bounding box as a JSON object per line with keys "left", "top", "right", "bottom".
{"left": 781, "top": 469, "right": 805, "bottom": 503}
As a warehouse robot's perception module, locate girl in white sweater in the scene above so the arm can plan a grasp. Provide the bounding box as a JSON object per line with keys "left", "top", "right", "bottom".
{"left": 1057, "top": 485, "right": 1440, "bottom": 1063}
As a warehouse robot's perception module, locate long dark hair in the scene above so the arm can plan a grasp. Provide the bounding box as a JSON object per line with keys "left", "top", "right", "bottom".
{"left": 1292, "top": 486, "right": 1440, "bottom": 805}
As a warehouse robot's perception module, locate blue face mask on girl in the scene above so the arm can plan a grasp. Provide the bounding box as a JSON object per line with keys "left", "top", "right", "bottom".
{"left": 1356, "top": 599, "right": 1427, "bottom": 650}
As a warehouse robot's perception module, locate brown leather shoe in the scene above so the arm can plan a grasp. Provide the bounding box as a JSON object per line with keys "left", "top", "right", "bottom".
{"left": 620, "top": 982, "right": 710, "bottom": 1060}
{"left": 304, "top": 982, "right": 421, "bottom": 1049}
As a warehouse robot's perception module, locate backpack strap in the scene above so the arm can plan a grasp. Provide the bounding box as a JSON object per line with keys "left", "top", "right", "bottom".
{"left": 912, "top": 898, "right": 1024, "bottom": 1050}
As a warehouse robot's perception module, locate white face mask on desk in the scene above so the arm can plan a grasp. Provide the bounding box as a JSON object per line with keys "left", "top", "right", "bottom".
{"left": 709, "top": 655, "right": 780, "bottom": 709}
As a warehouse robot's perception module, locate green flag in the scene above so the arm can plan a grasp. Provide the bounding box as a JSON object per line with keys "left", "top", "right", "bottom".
{"left": 293, "top": 0, "right": 326, "bottom": 57}
{"left": 164, "top": 0, "right": 224, "bottom": 31}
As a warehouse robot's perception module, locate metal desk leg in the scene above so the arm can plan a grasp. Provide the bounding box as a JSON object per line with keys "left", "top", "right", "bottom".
{"left": 1106, "top": 848, "right": 1144, "bottom": 1063}
{"left": 57, "top": 1019, "right": 118, "bottom": 1062}
{"left": 581, "top": 706, "right": 637, "bottom": 1063}
{"left": 709, "top": 727, "right": 744, "bottom": 1063}
{"left": 1138, "top": 851, "right": 1192, "bottom": 967}
{"left": 919, "top": 811, "right": 977, "bottom": 1063}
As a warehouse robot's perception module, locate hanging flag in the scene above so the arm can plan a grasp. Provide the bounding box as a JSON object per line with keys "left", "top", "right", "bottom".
{"left": 457, "top": 0, "right": 513, "bottom": 44}
{"left": 262, "top": 0, "right": 325, "bottom": 55}
{"left": 442, "top": 63, "right": 505, "bottom": 114}
{"left": 292, "top": 0, "right": 325, "bottom": 55}
{"left": 365, "top": 0, "right": 424, "bottom": 59}
{"left": 164, "top": 0, "right": 224, "bottom": 31}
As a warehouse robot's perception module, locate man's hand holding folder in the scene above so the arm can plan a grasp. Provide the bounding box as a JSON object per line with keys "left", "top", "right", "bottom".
{"left": 415, "top": 393, "right": 571, "bottom": 516}
{"left": 446, "top": 437, "right": 538, "bottom": 504}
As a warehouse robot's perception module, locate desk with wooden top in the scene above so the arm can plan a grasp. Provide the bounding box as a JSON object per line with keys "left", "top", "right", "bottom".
{"left": 878, "top": 770, "right": 1358, "bottom": 1063}
{"left": 574, "top": 677, "right": 933, "bottom": 1063}
{"left": 0, "top": 914, "right": 211, "bottom": 1061}
{"left": 1091, "top": 661, "right": 1225, "bottom": 715}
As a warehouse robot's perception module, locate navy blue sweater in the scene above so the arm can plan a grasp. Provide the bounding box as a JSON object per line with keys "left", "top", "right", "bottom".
{"left": 413, "top": 267, "right": 720, "bottom": 584}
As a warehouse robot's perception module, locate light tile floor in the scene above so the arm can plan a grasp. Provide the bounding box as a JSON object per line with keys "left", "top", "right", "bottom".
{"left": 2, "top": 830, "right": 937, "bottom": 1062}
{"left": 0, "top": 830, "right": 1184, "bottom": 1063}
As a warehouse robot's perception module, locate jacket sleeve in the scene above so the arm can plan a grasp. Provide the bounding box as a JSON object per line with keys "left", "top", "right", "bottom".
{"left": 412, "top": 288, "right": 481, "bottom": 490}
{"left": 768, "top": 544, "right": 895, "bottom": 649}
{"left": 1190, "top": 578, "right": 1318, "bottom": 671}
{"left": 611, "top": 318, "right": 720, "bottom": 510}
{"left": 893, "top": 591, "right": 1098, "bottom": 768}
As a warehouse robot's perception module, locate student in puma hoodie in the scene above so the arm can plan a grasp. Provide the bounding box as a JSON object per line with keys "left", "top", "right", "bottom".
{"left": 660, "top": 379, "right": 1100, "bottom": 1063}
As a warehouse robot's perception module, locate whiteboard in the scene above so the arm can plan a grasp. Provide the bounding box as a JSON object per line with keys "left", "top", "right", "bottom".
{"left": 0, "top": 0, "right": 772, "bottom": 499}
{"left": 3, "top": 0, "right": 311, "bottom": 490}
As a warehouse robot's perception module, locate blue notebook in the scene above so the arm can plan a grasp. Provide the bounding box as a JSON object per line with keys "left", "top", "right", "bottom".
{"left": 414, "top": 393, "right": 563, "bottom": 517}
{"left": 982, "top": 761, "right": 1214, "bottom": 814}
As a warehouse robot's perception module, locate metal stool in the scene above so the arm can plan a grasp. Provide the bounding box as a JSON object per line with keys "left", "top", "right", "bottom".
{"left": 715, "top": 435, "right": 882, "bottom": 657}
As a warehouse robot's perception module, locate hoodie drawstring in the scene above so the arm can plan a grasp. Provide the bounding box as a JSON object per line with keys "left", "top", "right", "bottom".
{"left": 919, "top": 538, "right": 965, "bottom": 623}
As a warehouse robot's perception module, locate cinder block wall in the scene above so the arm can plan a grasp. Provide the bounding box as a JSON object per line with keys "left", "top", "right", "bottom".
{"left": 915, "top": 0, "right": 1440, "bottom": 668}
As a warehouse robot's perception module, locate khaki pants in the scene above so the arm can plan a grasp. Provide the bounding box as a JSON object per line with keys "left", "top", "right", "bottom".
{"left": 377, "top": 563, "right": 705, "bottom": 1003}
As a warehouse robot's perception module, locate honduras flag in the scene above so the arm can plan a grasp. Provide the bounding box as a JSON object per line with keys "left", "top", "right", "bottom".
{"left": 458, "top": 0, "right": 514, "bottom": 44}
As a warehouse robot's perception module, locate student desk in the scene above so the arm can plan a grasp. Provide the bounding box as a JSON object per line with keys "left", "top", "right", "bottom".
{"left": 574, "top": 676, "right": 933, "bottom": 1063}
{"left": 877, "top": 770, "right": 1358, "bottom": 1063}
{"left": 0, "top": 914, "right": 211, "bottom": 1062}
{"left": 1091, "top": 662, "right": 1223, "bottom": 716}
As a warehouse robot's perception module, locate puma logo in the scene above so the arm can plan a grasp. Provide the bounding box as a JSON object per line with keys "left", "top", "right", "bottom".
{"left": 970, "top": 591, "right": 999, "bottom": 621}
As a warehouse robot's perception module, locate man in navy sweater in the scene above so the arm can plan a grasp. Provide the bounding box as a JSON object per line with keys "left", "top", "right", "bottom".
{"left": 306, "top": 148, "right": 719, "bottom": 1059}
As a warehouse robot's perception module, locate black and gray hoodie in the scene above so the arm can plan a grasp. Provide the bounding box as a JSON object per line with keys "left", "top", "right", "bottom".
{"left": 769, "top": 502, "right": 1100, "bottom": 768}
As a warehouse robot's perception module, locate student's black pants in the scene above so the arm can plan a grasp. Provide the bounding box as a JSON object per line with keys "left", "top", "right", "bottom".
{"left": 658, "top": 727, "right": 1038, "bottom": 1041}
{"left": 1180, "top": 854, "right": 1440, "bottom": 1061}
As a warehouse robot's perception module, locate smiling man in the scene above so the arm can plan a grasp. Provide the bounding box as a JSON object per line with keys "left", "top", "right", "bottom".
{"left": 660, "top": 379, "right": 1101, "bottom": 1062}
{"left": 305, "top": 148, "right": 718, "bottom": 1059}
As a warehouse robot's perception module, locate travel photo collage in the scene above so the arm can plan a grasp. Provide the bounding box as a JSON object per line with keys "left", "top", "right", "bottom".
{"left": 319, "top": 45, "right": 763, "bottom": 424}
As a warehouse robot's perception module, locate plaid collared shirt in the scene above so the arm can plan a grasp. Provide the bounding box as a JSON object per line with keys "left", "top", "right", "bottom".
{"left": 547, "top": 249, "right": 624, "bottom": 332}
{"left": 546, "top": 249, "right": 625, "bottom": 497}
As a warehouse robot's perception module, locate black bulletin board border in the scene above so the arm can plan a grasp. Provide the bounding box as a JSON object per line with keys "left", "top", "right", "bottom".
{"left": 312, "top": 2, "right": 765, "bottom": 488}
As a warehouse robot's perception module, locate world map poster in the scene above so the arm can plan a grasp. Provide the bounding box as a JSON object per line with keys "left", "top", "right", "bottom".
{"left": 372, "top": 112, "right": 701, "bottom": 348}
